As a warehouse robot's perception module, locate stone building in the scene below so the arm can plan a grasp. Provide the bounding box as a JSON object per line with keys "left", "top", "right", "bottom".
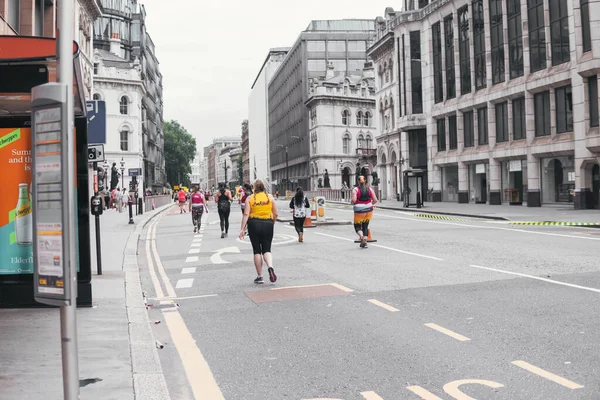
{"left": 305, "top": 62, "right": 377, "bottom": 190}
{"left": 241, "top": 120, "right": 250, "bottom": 184}
{"left": 369, "top": 1, "right": 600, "bottom": 209}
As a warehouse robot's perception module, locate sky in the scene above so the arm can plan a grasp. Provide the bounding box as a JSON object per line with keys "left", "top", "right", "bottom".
{"left": 141, "top": 0, "right": 397, "bottom": 152}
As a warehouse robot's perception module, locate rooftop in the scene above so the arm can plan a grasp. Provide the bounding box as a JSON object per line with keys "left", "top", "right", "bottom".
{"left": 304, "top": 19, "right": 375, "bottom": 32}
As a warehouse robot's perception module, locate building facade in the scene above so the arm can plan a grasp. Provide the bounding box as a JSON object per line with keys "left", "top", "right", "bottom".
{"left": 248, "top": 48, "right": 289, "bottom": 188}
{"left": 268, "top": 20, "right": 375, "bottom": 191}
{"left": 204, "top": 136, "right": 242, "bottom": 189}
{"left": 306, "top": 63, "right": 377, "bottom": 190}
{"left": 241, "top": 120, "right": 250, "bottom": 184}
{"left": 370, "top": 1, "right": 600, "bottom": 209}
{"left": 190, "top": 151, "right": 205, "bottom": 189}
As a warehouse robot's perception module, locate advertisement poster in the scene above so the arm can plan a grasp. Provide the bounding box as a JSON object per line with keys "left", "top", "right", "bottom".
{"left": 0, "top": 127, "right": 33, "bottom": 274}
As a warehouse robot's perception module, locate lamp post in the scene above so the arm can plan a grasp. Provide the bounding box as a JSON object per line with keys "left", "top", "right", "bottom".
{"left": 120, "top": 157, "right": 125, "bottom": 189}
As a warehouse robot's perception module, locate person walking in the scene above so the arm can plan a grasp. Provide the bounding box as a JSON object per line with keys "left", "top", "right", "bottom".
{"left": 120, "top": 188, "right": 130, "bottom": 213}
{"left": 177, "top": 188, "right": 187, "bottom": 213}
{"left": 239, "top": 179, "right": 278, "bottom": 284}
{"left": 351, "top": 176, "right": 378, "bottom": 248}
{"left": 239, "top": 183, "right": 252, "bottom": 216}
{"left": 189, "top": 186, "right": 208, "bottom": 233}
{"left": 289, "top": 187, "right": 310, "bottom": 243}
{"left": 216, "top": 184, "right": 232, "bottom": 238}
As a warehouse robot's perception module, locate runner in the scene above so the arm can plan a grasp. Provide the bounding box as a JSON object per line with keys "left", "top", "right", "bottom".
{"left": 239, "top": 179, "right": 278, "bottom": 284}
{"left": 215, "top": 184, "right": 232, "bottom": 238}
{"left": 177, "top": 187, "right": 187, "bottom": 213}
{"left": 189, "top": 186, "right": 208, "bottom": 233}
{"left": 351, "top": 175, "right": 378, "bottom": 248}
{"left": 289, "top": 186, "right": 310, "bottom": 243}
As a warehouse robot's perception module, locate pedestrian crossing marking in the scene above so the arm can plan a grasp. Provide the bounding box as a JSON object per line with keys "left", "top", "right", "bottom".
{"left": 175, "top": 278, "right": 194, "bottom": 289}
{"left": 185, "top": 256, "right": 198, "bottom": 263}
{"left": 181, "top": 267, "right": 196, "bottom": 274}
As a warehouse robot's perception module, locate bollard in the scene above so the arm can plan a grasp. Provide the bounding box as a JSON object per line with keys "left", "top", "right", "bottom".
{"left": 128, "top": 200, "right": 134, "bottom": 224}
{"left": 416, "top": 192, "right": 422, "bottom": 209}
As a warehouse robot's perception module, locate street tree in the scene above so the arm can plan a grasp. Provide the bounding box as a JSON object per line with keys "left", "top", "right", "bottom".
{"left": 164, "top": 120, "right": 196, "bottom": 187}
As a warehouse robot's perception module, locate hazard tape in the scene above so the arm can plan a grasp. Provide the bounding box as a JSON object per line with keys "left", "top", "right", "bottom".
{"left": 415, "top": 213, "right": 464, "bottom": 221}
{"left": 509, "top": 221, "right": 600, "bottom": 227}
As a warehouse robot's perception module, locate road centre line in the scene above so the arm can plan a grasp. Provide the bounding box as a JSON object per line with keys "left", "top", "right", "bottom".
{"left": 151, "top": 220, "right": 177, "bottom": 298}
{"left": 367, "top": 299, "right": 400, "bottom": 312}
{"left": 512, "top": 360, "right": 584, "bottom": 389}
{"left": 470, "top": 264, "right": 600, "bottom": 294}
{"left": 424, "top": 323, "right": 471, "bottom": 342}
{"left": 314, "top": 231, "right": 444, "bottom": 261}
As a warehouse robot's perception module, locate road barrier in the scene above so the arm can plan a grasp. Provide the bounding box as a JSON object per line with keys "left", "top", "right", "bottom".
{"left": 144, "top": 195, "right": 171, "bottom": 212}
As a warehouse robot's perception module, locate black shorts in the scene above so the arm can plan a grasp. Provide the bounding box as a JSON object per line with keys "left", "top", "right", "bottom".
{"left": 247, "top": 218, "right": 274, "bottom": 255}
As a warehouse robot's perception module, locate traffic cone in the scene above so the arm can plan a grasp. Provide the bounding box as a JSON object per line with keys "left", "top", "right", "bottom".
{"left": 303, "top": 216, "right": 315, "bottom": 228}
{"left": 366, "top": 229, "right": 377, "bottom": 243}
{"left": 311, "top": 201, "right": 317, "bottom": 217}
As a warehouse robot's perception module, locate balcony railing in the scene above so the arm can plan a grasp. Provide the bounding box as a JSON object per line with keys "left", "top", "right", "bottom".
{"left": 356, "top": 148, "right": 376, "bottom": 156}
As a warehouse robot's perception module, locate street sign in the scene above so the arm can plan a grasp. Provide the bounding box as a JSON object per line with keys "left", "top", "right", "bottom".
{"left": 86, "top": 100, "right": 106, "bottom": 144}
{"left": 88, "top": 144, "right": 105, "bottom": 163}
{"left": 128, "top": 168, "right": 142, "bottom": 177}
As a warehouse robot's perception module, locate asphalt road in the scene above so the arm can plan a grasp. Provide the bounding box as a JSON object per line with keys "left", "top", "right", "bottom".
{"left": 138, "top": 200, "right": 600, "bottom": 400}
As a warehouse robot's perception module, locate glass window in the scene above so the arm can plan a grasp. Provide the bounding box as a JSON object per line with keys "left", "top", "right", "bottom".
{"left": 120, "top": 130, "right": 129, "bottom": 151}
{"left": 444, "top": 14, "right": 456, "bottom": 99}
{"left": 343, "top": 134, "right": 351, "bottom": 154}
{"left": 94, "top": 63, "right": 99, "bottom": 75}
{"left": 7, "top": 0, "right": 20, "bottom": 32}
{"left": 495, "top": 102, "right": 509, "bottom": 142}
{"left": 348, "top": 41, "right": 366, "bottom": 52}
{"left": 433, "top": 22, "right": 444, "bottom": 104}
{"left": 534, "top": 91, "right": 551, "bottom": 137}
{"left": 449, "top": 115, "right": 458, "bottom": 149}
{"left": 582, "top": 0, "right": 592, "bottom": 53}
{"left": 477, "top": 106, "right": 489, "bottom": 145}
{"left": 35, "top": 0, "right": 44, "bottom": 36}
{"left": 512, "top": 97, "right": 526, "bottom": 140}
{"left": 330, "top": 60, "right": 347, "bottom": 72}
{"left": 472, "top": 0, "right": 486, "bottom": 89}
{"left": 463, "top": 111, "right": 474, "bottom": 147}
{"left": 307, "top": 59, "right": 326, "bottom": 72}
{"left": 490, "top": 0, "right": 505, "bottom": 84}
{"left": 550, "top": 0, "right": 570, "bottom": 66}
{"left": 364, "top": 112, "right": 371, "bottom": 127}
{"left": 307, "top": 41, "right": 326, "bottom": 52}
{"left": 342, "top": 110, "right": 350, "bottom": 126}
{"left": 93, "top": 93, "right": 101, "bottom": 101}
{"left": 589, "top": 76, "right": 599, "bottom": 127}
{"left": 327, "top": 40, "right": 346, "bottom": 52}
{"left": 528, "top": 0, "right": 547, "bottom": 72}
{"left": 357, "top": 134, "right": 365, "bottom": 149}
{"left": 410, "top": 31, "right": 423, "bottom": 114}
{"left": 348, "top": 59, "right": 365, "bottom": 72}
{"left": 366, "top": 135, "right": 373, "bottom": 149}
{"left": 508, "top": 0, "right": 524, "bottom": 79}
{"left": 120, "top": 96, "right": 128, "bottom": 115}
{"left": 458, "top": 6, "right": 471, "bottom": 95}
{"left": 555, "top": 85, "right": 573, "bottom": 133}
{"left": 356, "top": 111, "right": 363, "bottom": 126}
{"left": 437, "top": 118, "right": 447, "bottom": 151}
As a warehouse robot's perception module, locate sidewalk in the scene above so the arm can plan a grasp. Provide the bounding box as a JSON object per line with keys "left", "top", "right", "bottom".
{"left": 328, "top": 199, "right": 600, "bottom": 223}
{"left": 0, "top": 202, "right": 173, "bottom": 399}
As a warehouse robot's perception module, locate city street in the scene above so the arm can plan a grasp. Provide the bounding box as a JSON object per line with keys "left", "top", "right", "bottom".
{"left": 140, "top": 201, "right": 600, "bottom": 400}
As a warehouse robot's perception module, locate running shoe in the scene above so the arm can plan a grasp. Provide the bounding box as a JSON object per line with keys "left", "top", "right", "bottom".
{"left": 194, "top": 227, "right": 197, "bottom": 233}
{"left": 254, "top": 276, "right": 264, "bottom": 284}
{"left": 221, "top": 232, "right": 225, "bottom": 238}
{"left": 268, "top": 267, "right": 277, "bottom": 283}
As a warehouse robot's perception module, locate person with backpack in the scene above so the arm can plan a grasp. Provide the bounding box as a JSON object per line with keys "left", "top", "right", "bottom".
{"left": 289, "top": 187, "right": 310, "bottom": 243}
{"left": 215, "top": 183, "right": 232, "bottom": 238}
{"left": 351, "top": 175, "right": 378, "bottom": 248}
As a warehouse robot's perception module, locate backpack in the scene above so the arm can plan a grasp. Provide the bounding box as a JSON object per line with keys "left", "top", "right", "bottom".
{"left": 293, "top": 196, "right": 307, "bottom": 218}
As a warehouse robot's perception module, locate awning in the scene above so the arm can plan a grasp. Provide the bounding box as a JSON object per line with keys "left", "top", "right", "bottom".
{"left": 0, "top": 36, "right": 86, "bottom": 117}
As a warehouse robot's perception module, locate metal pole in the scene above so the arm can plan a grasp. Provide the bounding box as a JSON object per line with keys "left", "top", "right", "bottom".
{"left": 285, "top": 147, "right": 289, "bottom": 192}
{"left": 58, "top": 0, "right": 80, "bottom": 397}
{"left": 95, "top": 215, "right": 102, "bottom": 275}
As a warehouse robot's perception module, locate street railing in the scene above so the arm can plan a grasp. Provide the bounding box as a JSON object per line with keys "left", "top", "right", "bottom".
{"left": 304, "top": 188, "right": 355, "bottom": 203}
{"left": 144, "top": 195, "right": 172, "bottom": 211}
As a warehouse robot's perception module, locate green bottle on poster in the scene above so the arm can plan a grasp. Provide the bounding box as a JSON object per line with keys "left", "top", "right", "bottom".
{"left": 15, "top": 183, "right": 32, "bottom": 245}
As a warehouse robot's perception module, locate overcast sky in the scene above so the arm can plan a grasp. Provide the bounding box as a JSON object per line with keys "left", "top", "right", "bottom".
{"left": 141, "top": 0, "right": 396, "bottom": 151}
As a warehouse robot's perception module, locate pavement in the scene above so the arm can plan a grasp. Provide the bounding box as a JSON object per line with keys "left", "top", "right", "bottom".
{"left": 136, "top": 199, "right": 600, "bottom": 399}
{"left": 0, "top": 201, "right": 172, "bottom": 400}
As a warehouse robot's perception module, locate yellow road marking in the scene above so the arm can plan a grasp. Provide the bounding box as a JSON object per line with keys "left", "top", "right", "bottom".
{"left": 512, "top": 360, "right": 584, "bottom": 389}
{"left": 443, "top": 379, "right": 504, "bottom": 399}
{"left": 367, "top": 299, "right": 399, "bottom": 312}
{"left": 406, "top": 386, "right": 443, "bottom": 399}
{"left": 361, "top": 391, "right": 385, "bottom": 400}
{"left": 424, "top": 323, "right": 471, "bottom": 342}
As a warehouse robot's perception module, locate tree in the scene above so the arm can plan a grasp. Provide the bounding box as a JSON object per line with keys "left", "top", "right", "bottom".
{"left": 164, "top": 120, "right": 196, "bottom": 188}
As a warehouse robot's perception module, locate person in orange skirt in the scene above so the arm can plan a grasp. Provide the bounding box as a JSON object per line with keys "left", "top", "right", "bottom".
{"left": 351, "top": 176, "right": 378, "bottom": 248}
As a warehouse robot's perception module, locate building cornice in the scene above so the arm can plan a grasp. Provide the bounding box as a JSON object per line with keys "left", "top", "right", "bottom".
{"left": 305, "top": 95, "right": 376, "bottom": 108}
{"left": 95, "top": 77, "right": 147, "bottom": 93}
{"left": 367, "top": 31, "right": 394, "bottom": 60}
{"left": 80, "top": 0, "right": 102, "bottom": 20}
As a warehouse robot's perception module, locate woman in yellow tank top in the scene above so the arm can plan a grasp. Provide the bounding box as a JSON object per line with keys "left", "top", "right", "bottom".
{"left": 240, "top": 179, "right": 279, "bottom": 284}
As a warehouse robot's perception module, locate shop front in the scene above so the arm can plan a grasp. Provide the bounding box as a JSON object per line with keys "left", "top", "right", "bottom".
{"left": 501, "top": 159, "right": 528, "bottom": 205}
{"left": 541, "top": 156, "right": 575, "bottom": 204}
{"left": 441, "top": 165, "right": 459, "bottom": 202}
{"left": 468, "top": 163, "right": 489, "bottom": 204}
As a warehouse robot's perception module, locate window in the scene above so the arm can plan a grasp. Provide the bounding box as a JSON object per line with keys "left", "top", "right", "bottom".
{"left": 410, "top": 30, "right": 423, "bottom": 114}
{"left": 508, "top": 0, "right": 524, "bottom": 78}
{"left": 555, "top": 85, "right": 573, "bottom": 133}
{"left": 477, "top": 106, "right": 489, "bottom": 145}
{"left": 93, "top": 93, "right": 101, "bottom": 100}
{"left": 307, "top": 59, "right": 326, "bottom": 72}
{"left": 463, "top": 111, "right": 475, "bottom": 147}
{"left": 356, "top": 111, "right": 363, "bottom": 126}
{"left": 433, "top": 22, "right": 444, "bottom": 104}
{"left": 490, "top": 0, "right": 505, "bottom": 84}
{"left": 582, "top": 0, "right": 592, "bottom": 53}
{"left": 444, "top": 14, "right": 456, "bottom": 99}
{"left": 120, "top": 130, "right": 129, "bottom": 151}
{"left": 7, "top": 0, "right": 20, "bottom": 32}
{"left": 550, "top": 0, "right": 570, "bottom": 65}
{"left": 512, "top": 97, "right": 526, "bottom": 140}
{"left": 119, "top": 96, "right": 128, "bottom": 115}
{"left": 495, "top": 102, "right": 509, "bottom": 142}
{"left": 331, "top": 59, "right": 347, "bottom": 72}
{"left": 342, "top": 134, "right": 351, "bottom": 154}
{"left": 348, "top": 59, "right": 366, "bottom": 72}
{"left": 437, "top": 118, "right": 447, "bottom": 151}
{"left": 348, "top": 41, "right": 367, "bottom": 52}
{"left": 311, "top": 134, "right": 318, "bottom": 154}
{"left": 364, "top": 112, "right": 371, "bottom": 127}
{"left": 449, "top": 115, "right": 458, "bottom": 149}
{"left": 528, "top": 0, "right": 547, "bottom": 72}
{"left": 307, "top": 41, "right": 326, "bottom": 52}
{"left": 458, "top": 6, "right": 471, "bottom": 95}
{"left": 327, "top": 40, "right": 346, "bottom": 52}
{"left": 589, "top": 76, "right": 599, "bottom": 127}
{"left": 534, "top": 91, "right": 551, "bottom": 137}
{"left": 342, "top": 110, "right": 350, "bottom": 125}
{"left": 357, "top": 134, "right": 365, "bottom": 149}
{"left": 94, "top": 63, "right": 99, "bottom": 75}
{"left": 35, "top": 0, "right": 44, "bottom": 36}
{"left": 366, "top": 135, "right": 373, "bottom": 149}
{"left": 472, "top": 0, "right": 486, "bottom": 89}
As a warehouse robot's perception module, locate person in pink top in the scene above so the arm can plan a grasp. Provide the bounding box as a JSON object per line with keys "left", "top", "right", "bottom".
{"left": 188, "top": 186, "right": 208, "bottom": 233}
{"left": 351, "top": 176, "right": 378, "bottom": 248}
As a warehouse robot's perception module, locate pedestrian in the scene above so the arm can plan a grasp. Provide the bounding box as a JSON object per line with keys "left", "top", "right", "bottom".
{"left": 275, "top": 190, "right": 279, "bottom": 200}
{"left": 177, "top": 187, "right": 187, "bottom": 213}
{"left": 215, "top": 183, "right": 232, "bottom": 238}
{"left": 239, "top": 183, "right": 252, "bottom": 216}
{"left": 351, "top": 175, "right": 378, "bottom": 248}
{"left": 240, "top": 179, "right": 278, "bottom": 284}
{"left": 189, "top": 186, "right": 208, "bottom": 233}
{"left": 120, "top": 188, "right": 129, "bottom": 213}
{"left": 289, "top": 186, "right": 310, "bottom": 243}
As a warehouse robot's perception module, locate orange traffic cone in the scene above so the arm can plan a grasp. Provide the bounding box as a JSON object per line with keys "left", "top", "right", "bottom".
{"left": 367, "top": 229, "right": 377, "bottom": 242}
{"left": 311, "top": 199, "right": 316, "bottom": 217}
{"left": 303, "top": 216, "right": 315, "bottom": 227}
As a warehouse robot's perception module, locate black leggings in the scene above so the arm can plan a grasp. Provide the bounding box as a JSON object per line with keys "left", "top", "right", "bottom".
{"left": 293, "top": 217, "right": 304, "bottom": 234}
{"left": 248, "top": 218, "right": 274, "bottom": 255}
{"left": 218, "top": 203, "right": 230, "bottom": 233}
{"left": 192, "top": 206, "right": 204, "bottom": 228}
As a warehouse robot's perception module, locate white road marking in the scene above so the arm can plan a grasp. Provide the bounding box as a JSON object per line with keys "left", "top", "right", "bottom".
{"left": 470, "top": 264, "right": 600, "bottom": 294}
{"left": 406, "top": 386, "right": 443, "bottom": 399}
{"left": 190, "top": 243, "right": 202, "bottom": 248}
{"left": 175, "top": 278, "right": 194, "bottom": 289}
{"left": 270, "top": 283, "right": 354, "bottom": 293}
{"left": 314, "top": 231, "right": 444, "bottom": 261}
{"left": 361, "top": 392, "right": 385, "bottom": 400}
{"left": 424, "top": 323, "right": 471, "bottom": 342}
{"left": 236, "top": 233, "right": 297, "bottom": 246}
{"left": 171, "top": 294, "right": 218, "bottom": 300}
{"left": 159, "top": 300, "right": 172, "bottom": 305}
{"left": 443, "top": 379, "right": 504, "bottom": 399}
{"left": 368, "top": 299, "right": 400, "bottom": 312}
{"left": 150, "top": 220, "right": 177, "bottom": 298}
{"left": 185, "top": 256, "right": 198, "bottom": 263}
{"left": 188, "top": 249, "right": 200, "bottom": 254}
{"left": 210, "top": 246, "right": 241, "bottom": 264}
{"left": 181, "top": 267, "right": 196, "bottom": 274}
{"left": 512, "top": 360, "right": 584, "bottom": 389}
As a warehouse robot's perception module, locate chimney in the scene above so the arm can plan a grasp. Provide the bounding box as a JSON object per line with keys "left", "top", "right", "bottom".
{"left": 325, "top": 62, "right": 335, "bottom": 79}
{"left": 109, "top": 33, "right": 122, "bottom": 58}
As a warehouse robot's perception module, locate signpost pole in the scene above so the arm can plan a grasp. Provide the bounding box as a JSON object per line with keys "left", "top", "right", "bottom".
{"left": 95, "top": 214, "right": 102, "bottom": 275}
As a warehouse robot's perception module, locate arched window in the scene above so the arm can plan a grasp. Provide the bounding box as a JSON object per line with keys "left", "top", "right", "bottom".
{"left": 356, "top": 111, "right": 363, "bottom": 126}
{"left": 366, "top": 134, "right": 373, "bottom": 149}
{"left": 93, "top": 93, "right": 101, "bottom": 100}
{"left": 390, "top": 98, "right": 395, "bottom": 129}
{"left": 311, "top": 132, "right": 318, "bottom": 154}
{"left": 342, "top": 133, "right": 351, "bottom": 154}
{"left": 357, "top": 134, "right": 365, "bottom": 149}
{"left": 120, "top": 129, "right": 129, "bottom": 151}
{"left": 119, "top": 96, "right": 128, "bottom": 115}
{"left": 364, "top": 111, "right": 371, "bottom": 127}
{"left": 342, "top": 109, "right": 350, "bottom": 126}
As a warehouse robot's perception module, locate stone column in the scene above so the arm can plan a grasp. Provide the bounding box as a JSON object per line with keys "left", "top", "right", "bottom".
{"left": 487, "top": 103, "right": 501, "bottom": 205}
{"left": 524, "top": 91, "right": 541, "bottom": 206}
{"left": 457, "top": 111, "right": 468, "bottom": 203}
